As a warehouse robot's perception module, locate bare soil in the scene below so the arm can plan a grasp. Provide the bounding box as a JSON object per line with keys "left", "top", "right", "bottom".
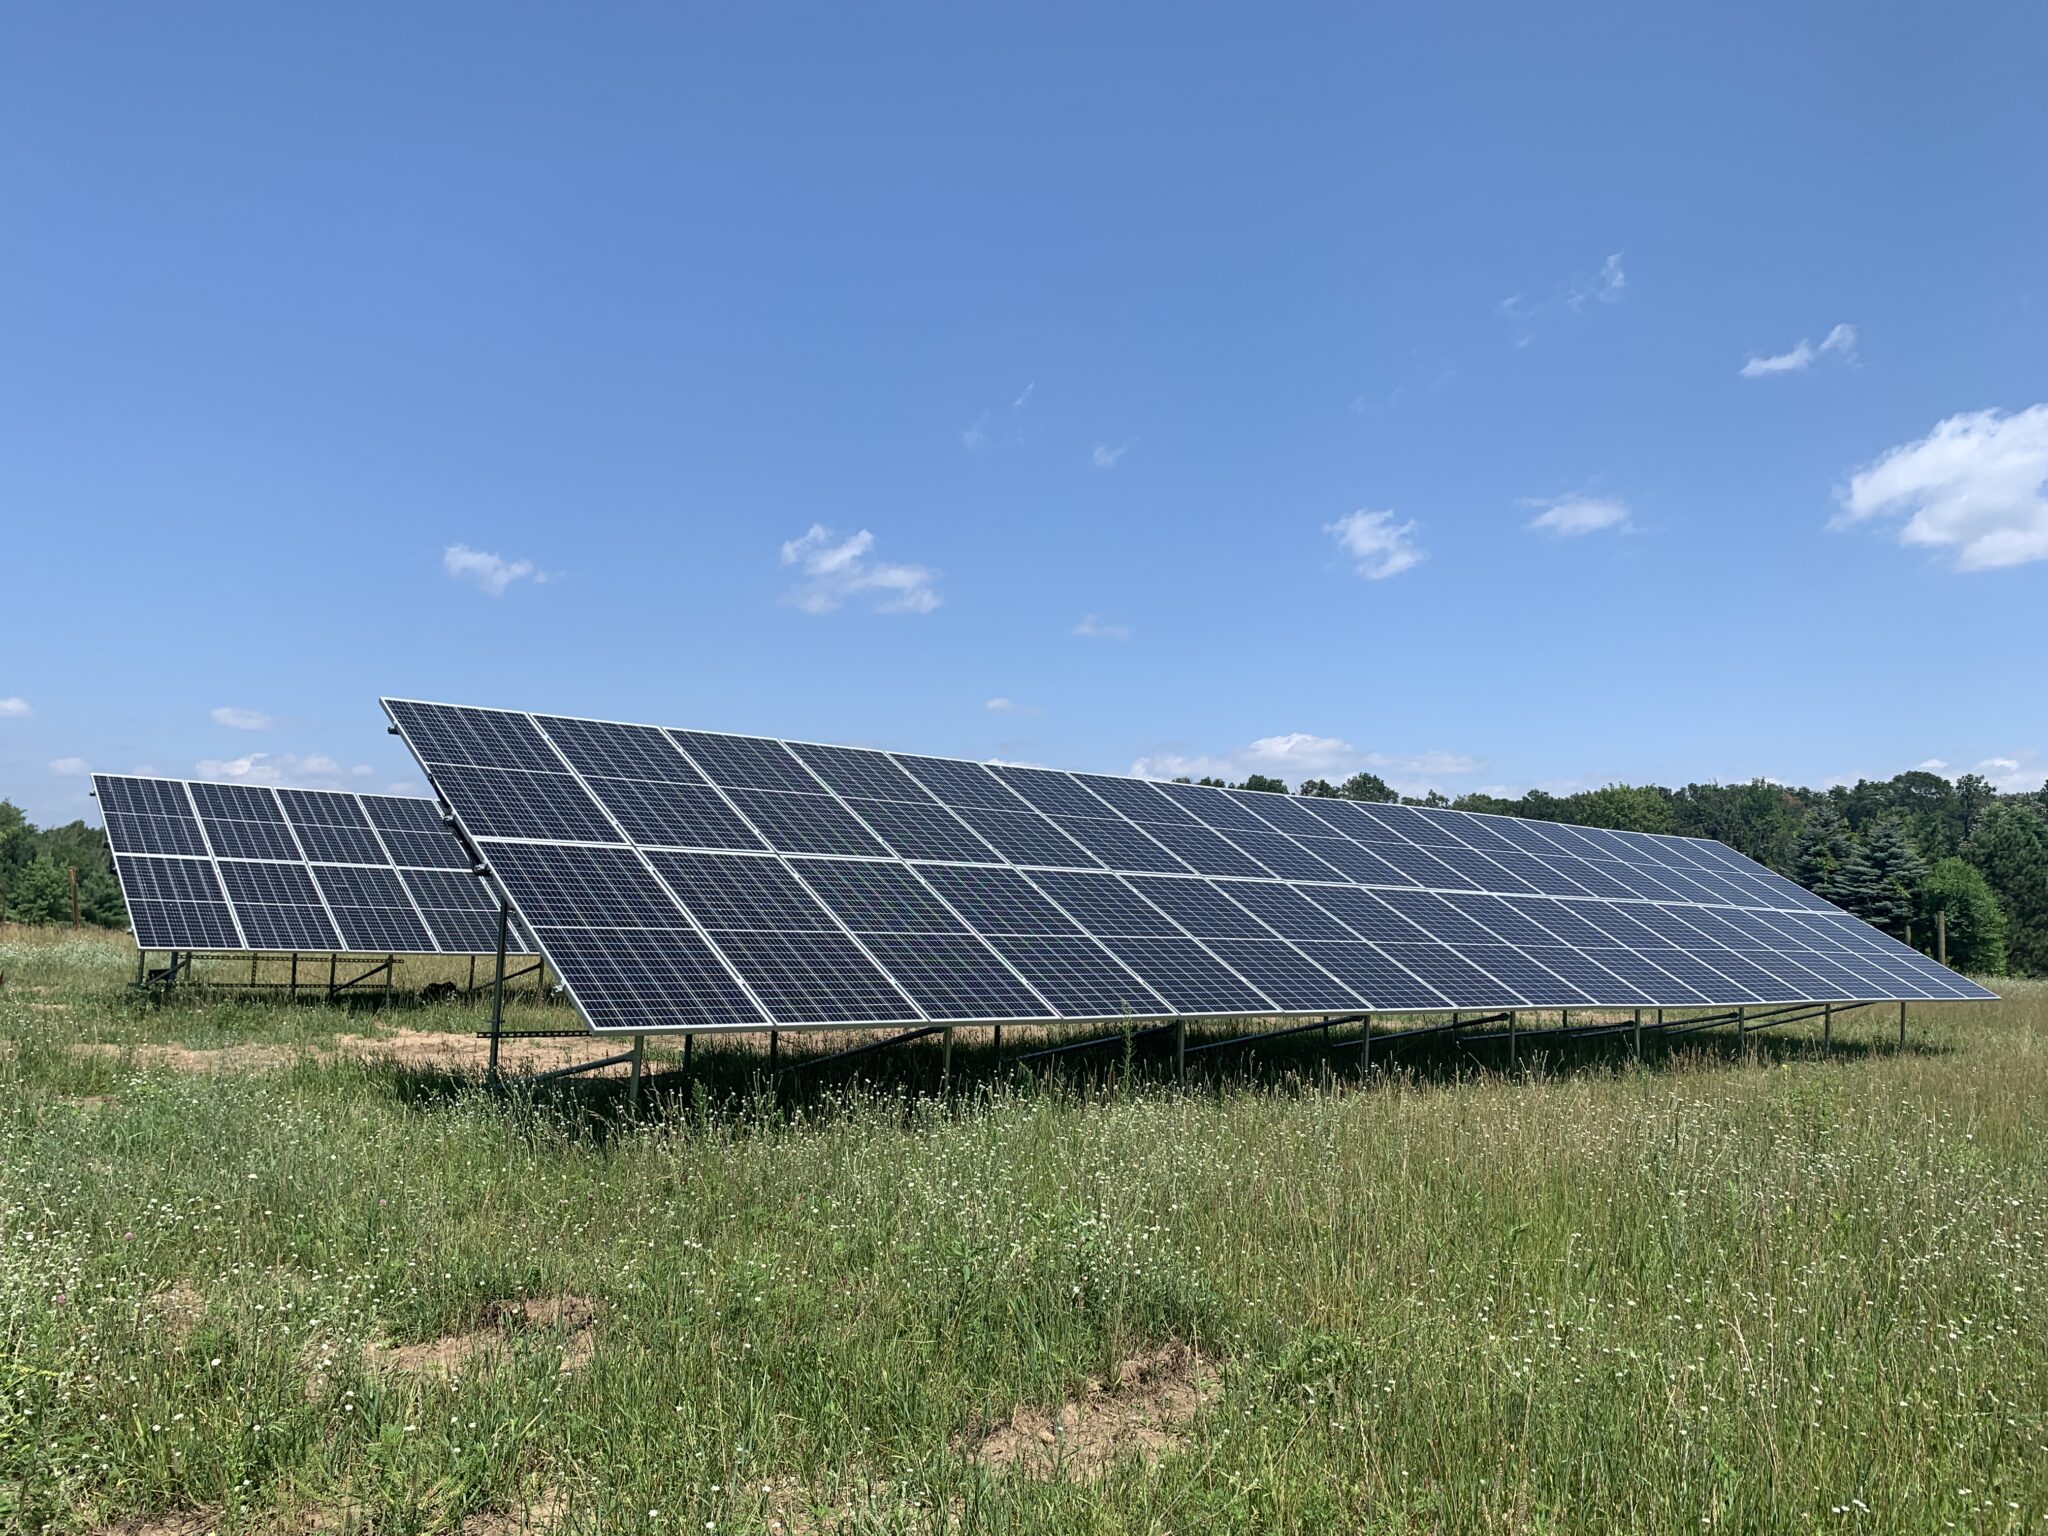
{"left": 362, "top": 1295, "right": 599, "bottom": 1378}
{"left": 968, "top": 1343, "right": 1219, "bottom": 1483}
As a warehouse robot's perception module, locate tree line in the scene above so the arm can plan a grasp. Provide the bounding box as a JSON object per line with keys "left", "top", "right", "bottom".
{"left": 5, "top": 765, "right": 2042, "bottom": 977}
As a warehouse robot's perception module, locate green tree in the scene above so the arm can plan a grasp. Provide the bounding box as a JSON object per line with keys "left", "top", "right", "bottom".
{"left": 7, "top": 855, "right": 74, "bottom": 925}
{"left": 1337, "top": 771, "right": 1398, "bottom": 803}
{"left": 1836, "top": 816, "right": 1924, "bottom": 935}
{"left": 1791, "top": 803, "right": 1853, "bottom": 903}
{"left": 1916, "top": 857, "right": 2007, "bottom": 974}
{"left": 1297, "top": 778, "right": 1340, "bottom": 799}
{"left": 1237, "top": 774, "right": 1287, "bottom": 794}
{"left": 1564, "top": 785, "right": 1675, "bottom": 833}
{"left": 1965, "top": 802, "right": 2048, "bottom": 975}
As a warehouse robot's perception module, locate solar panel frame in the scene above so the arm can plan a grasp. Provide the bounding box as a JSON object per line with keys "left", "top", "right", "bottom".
{"left": 384, "top": 700, "right": 1999, "bottom": 1035}
{"left": 93, "top": 774, "right": 535, "bottom": 956}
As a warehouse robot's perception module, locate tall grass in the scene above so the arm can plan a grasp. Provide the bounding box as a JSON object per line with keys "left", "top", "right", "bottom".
{"left": 1, "top": 930, "right": 2042, "bottom": 1532}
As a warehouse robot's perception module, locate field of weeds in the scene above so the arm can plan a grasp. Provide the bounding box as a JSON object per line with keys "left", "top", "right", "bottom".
{"left": 1, "top": 924, "right": 2044, "bottom": 1533}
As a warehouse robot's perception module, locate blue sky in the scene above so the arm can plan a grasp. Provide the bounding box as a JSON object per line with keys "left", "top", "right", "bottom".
{"left": 5, "top": 3, "right": 2046, "bottom": 828}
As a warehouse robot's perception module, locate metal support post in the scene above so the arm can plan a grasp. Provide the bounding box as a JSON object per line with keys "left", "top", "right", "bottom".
{"left": 1898, "top": 1000, "right": 1907, "bottom": 1048}
{"left": 468, "top": 955, "right": 477, "bottom": 995}
{"left": 942, "top": 1026, "right": 955, "bottom": 1095}
{"left": 683, "top": 1033, "right": 693, "bottom": 1072}
{"left": 769, "top": 1028, "right": 779, "bottom": 1073}
{"left": 1737, "top": 1005, "right": 1748, "bottom": 1034}
{"left": 134, "top": 950, "right": 147, "bottom": 988}
{"left": 250, "top": 953, "right": 259, "bottom": 987}
{"left": 1823, "top": 1002, "right": 1833, "bottom": 1051}
{"left": 288, "top": 953, "right": 298, "bottom": 1003}
{"left": 1173, "top": 1018, "right": 1186, "bottom": 1084}
{"left": 992, "top": 1023, "right": 1001, "bottom": 1055}
{"left": 327, "top": 953, "right": 338, "bottom": 1001}
{"left": 1361, "top": 1013, "right": 1371, "bottom": 1074}
{"left": 382, "top": 956, "right": 394, "bottom": 1008}
{"left": 487, "top": 902, "right": 510, "bottom": 1083}
{"left": 1633, "top": 1008, "right": 1642, "bottom": 1060}
{"left": 1509, "top": 1011, "right": 1519, "bottom": 1072}
{"left": 628, "top": 1035, "right": 645, "bottom": 1119}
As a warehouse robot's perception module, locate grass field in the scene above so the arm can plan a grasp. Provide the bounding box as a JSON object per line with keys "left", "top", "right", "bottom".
{"left": 2, "top": 924, "right": 2044, "bottom": 1534}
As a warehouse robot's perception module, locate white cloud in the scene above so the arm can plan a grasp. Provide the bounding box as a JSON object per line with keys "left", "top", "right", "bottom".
{"left": 193, "top": 751, "right": 356, "bottom": 789}
{"left": 0, "top": 697, "right": 29, "bottom": 718}
{"left": 1915, "top": 758, "right": 1949, "bottom": 772}
{"left": 1834, "top": 404, "right": 2048, "bottom": 571}
{"left": 1092, "top": 441, "right": 1133, "bottom": 469}
{"left": 1740, "top": 322, "right": 1857, "bottom": 379}
{"left": 1072, "top": 614, "right": 1131, "bottom": 641}
{"left": 961, "top": 412, "right": 990, "bottom": 450}
{"left": 985, "top": 697, "right": 1017, "bottom": 713}
{"left": 1325, "top": 509, "right": 1425, "bottom": 579}
{"left": 779, "top": 525, "right": 940, "bottom": 614}
{"left": 49, "top": 756, "right": 90, "bottom": 776}
{"left": 1524, "top": 494, "right": 1632, "bottom": 537}
{"left": 210, "top": 705, "right": 275, "bottom": 731}
{"left": 1128, "top": 733, "right": 1480, "bottom": 793}
{"left": 385, "top": 780, "right": 423, "bottom": 796}
{"left": 1013, "top": 382, "right": 1035, "bottom": 410}
{"left": 350, "top": 763, "right": 374, "bottom": 777}
{"left": 444, "top": 543, "right": 548, "bottom": 596}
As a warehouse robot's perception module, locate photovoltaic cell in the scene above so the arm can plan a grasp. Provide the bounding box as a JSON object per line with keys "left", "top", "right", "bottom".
{"left": 383, "top": 700, "right": 1998, "bottom": 1034}
{"left": 95, "top": 774, "right": 525, "bottom": 957}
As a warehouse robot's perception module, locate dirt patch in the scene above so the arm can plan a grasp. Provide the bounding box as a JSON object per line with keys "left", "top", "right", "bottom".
{"left": 92, "top": 1511, "right": 222, "bottom": 1536}
{"left": 75, "top": 1041, "right": 304, "bottom": 1073}
{"left": 363, "top": 1295, "right": 599, "bottom": 1378}
{"left": 71, "top": 1028, "right": 634, "bottom": 1078}
{"left": 149, "top": 1281, "right": 206, "bottom": 1343}
{"left": 460, "top": 1488, "right": 568, "bottom": 1535}
{"left": 968, "top": 1343, "right": 1219, "bottom": 1483}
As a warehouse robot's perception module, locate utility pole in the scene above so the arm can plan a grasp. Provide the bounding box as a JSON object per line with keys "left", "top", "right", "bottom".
{"left": 1936, "top": 910, "right": 1948, "bottom": 968}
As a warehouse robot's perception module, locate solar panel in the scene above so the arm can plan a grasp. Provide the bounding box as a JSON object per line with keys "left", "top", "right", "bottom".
{"left": 92, "top": 774, "right": 534, "bottom": 955}
{"left": 383, "top": 699, "right": 2001, "bottom": 1034}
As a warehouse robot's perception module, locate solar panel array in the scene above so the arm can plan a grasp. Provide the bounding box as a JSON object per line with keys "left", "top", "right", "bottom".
{"left": 93, "top": 774, "right": 534, "bottom": 955}
{"left": 383, "top": 700, "right": 1996, "bottom": 1036}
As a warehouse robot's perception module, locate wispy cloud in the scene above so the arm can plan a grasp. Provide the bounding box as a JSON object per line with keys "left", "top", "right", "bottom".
{"left": 1129, "top": 732, "right": 1480, "bottom": 794}
{"left": 985, "top": 697, "right": 1018, "bottom": 713}
{"left": 444, "top": 543, "right": 548, "bottom": 596}
{"left": 1524, "top": 493, "right": 1633, "bottom": 538}
{"left": 962, "top": 383, "right": 1036, "bottom": 450}
{"left": 1567, "top": 251, "right": 1626, "bottom": 311}
{"left": 1500, "top": 252, "right": 1627, "bottom": 344}
{"left": 1834, "top": 404, "right": 2048, "bottom": 571}
{"left": 1740, "top": 322, "right": 1857, "bottom": 378}
{"left": 49, "top": 756, "right": 90, "bottom": 776}
{"left": 1091, "top": 441, "right": 1134, "bottom": 470}
{"left": 1325, "top": 509, "right": 1425, "bottom": 579}
{"left": 779, "top": 525, "right": 940, "bottom": 614}
{"left": 211, "top": 705, "right": 275, "bottom": 731}
{"left": 0, "top": 697, "right": 29, "bottom": 718}
{"left": 1072, "top": 614, "right": 1131, "bottom": 641}
{"left": 193, "top": 751, "right": 359, "bottom": 789}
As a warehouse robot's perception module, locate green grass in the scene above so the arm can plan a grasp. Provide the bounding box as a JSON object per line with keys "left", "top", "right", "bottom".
{"left": 2, "top": 926, "right": 2045, "bottom": 1532}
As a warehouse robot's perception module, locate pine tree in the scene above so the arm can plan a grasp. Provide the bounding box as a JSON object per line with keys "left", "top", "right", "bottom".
{"left": 1792, "top": 804, "right": 1852, "bottom": 902}
{"left": 1836, "top": 816, "right": 1923, "bottom": 935}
